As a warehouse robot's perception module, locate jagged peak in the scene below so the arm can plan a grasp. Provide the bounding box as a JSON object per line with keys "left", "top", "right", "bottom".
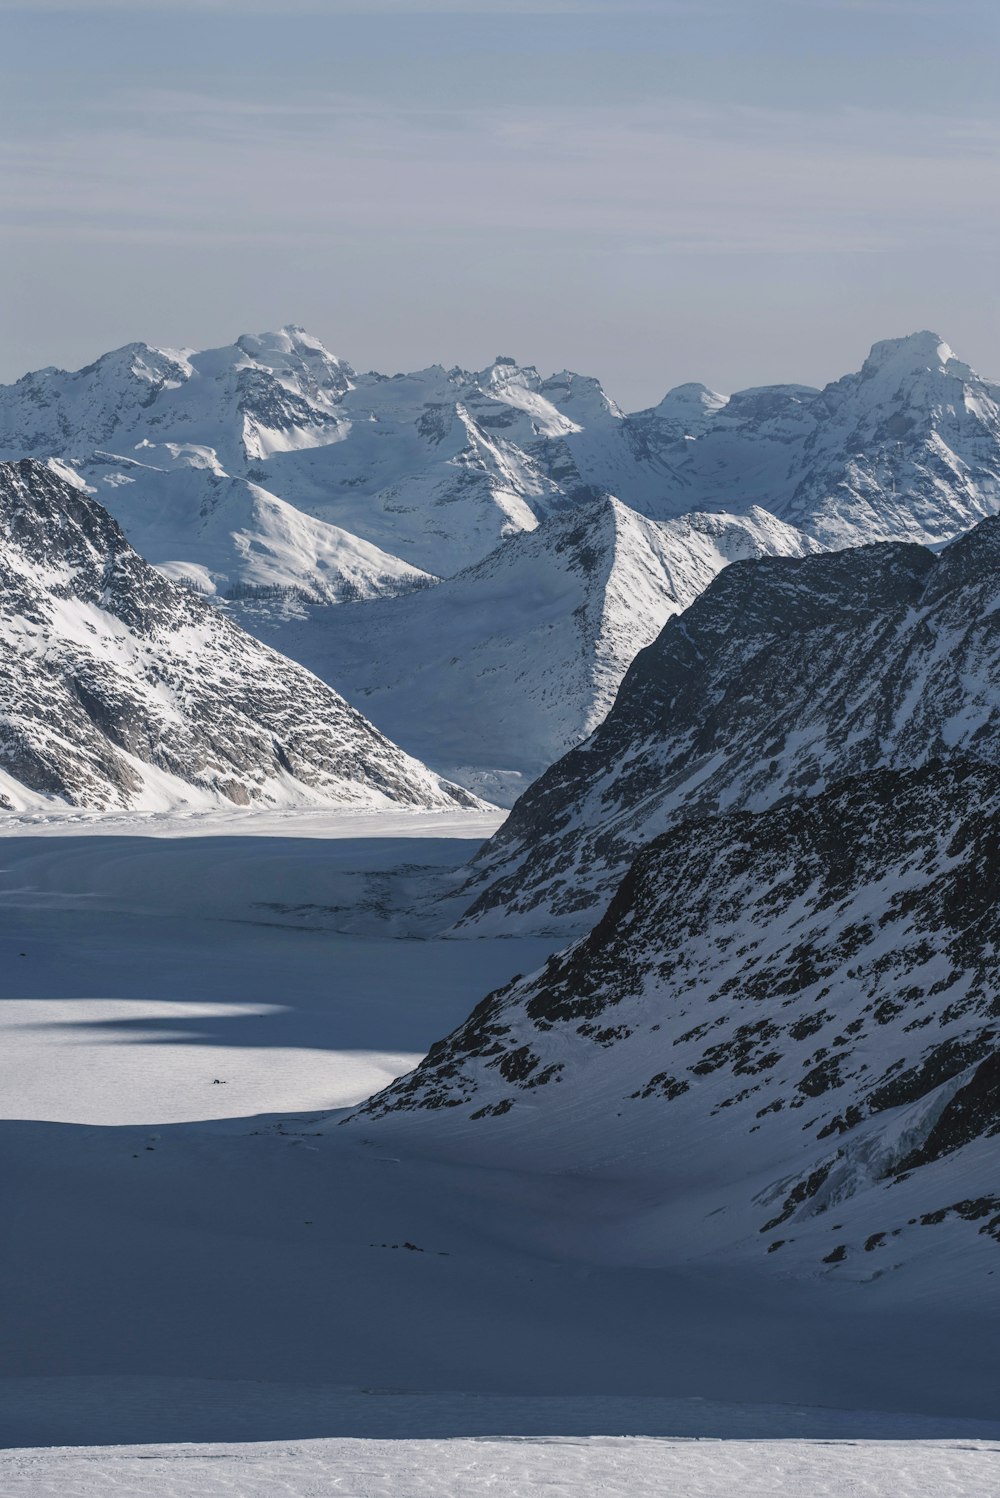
{"left": 77, "top": 341, "right": 189, "bottom": 382}
{"left": 921, "top": 511, "right": 1000, "bottom": 601}
{"left": 480, "top": 357, "right": 541, "bottom": 388}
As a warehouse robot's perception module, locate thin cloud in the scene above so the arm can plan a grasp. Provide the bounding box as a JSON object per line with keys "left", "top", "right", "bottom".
{"left": 0, "top": 0, "right": 675, "bottom": 12}
{"left": 2, "top": 94, "right": 997, "bottom": 257}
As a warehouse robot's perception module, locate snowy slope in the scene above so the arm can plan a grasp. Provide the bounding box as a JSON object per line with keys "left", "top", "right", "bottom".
{"left": 252, "top": 358, "right": 585, "bottom": 575}
{"left": 245, "top": 498, "right": 818, "bottom": 802}
{"left": 358, "top": 758, "right": 1000, "bottom": 1286}
{"left": 59, "top": 451, "right": 433, "bottom": 603}
{"left": 0, "top": 460, "right": 477, "bottom": 813}
{"left": 460, "top": 517, "right": 1000, "bottom": 932}
{"left": 655, "top": 333, "right": 1000, "bottom": 546}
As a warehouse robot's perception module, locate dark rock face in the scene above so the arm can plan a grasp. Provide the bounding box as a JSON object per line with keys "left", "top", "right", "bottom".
{"left": 459, "top": 519, "right": 1000, "bottom": 935}
{"left": 349, "top": 521, "right": 1000, "bottom": 1275}
{"left": 0, "top": 460, "right": 476, "bottom": 812}
{"left": 354, "top": 760, "right": 1000, "bottom": 1271}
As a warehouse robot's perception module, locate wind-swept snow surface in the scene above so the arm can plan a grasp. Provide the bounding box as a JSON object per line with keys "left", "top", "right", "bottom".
{"left": 3, "top": 1432, "right": 998, "bottom": 1498}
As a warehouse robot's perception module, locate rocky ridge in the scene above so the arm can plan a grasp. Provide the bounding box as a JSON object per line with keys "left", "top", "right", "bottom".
{"left": 0, "top": 460, "right": 477, "bottom": 813}
{"left": 459, "top": 516, "right": 1000, "bottom": 932}
{"left": 354, "top": 757, "right": 1000, "bottom": 1279}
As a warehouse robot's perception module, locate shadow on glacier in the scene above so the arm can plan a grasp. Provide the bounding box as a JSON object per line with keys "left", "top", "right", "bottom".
{"left": 2, "top": 1114, "right": 999, "bottom": 1449}
{"left": 0, "top": 832, "right": 554, "bottom": 1057}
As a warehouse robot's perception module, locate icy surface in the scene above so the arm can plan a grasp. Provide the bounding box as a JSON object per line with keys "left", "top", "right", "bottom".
{"left": 1, "top": 809, "right": 997, "bottom": 1465}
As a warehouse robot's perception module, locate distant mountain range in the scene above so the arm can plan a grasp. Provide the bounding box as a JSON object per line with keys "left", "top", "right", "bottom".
{"left": 2, "top": 326, "right": 998, "bottom": 794}
{"left": 0, "top": 460, "right": 477, "bottom": 814}
{"left": 4, "top": 327, "right": 998, "bottom": 582}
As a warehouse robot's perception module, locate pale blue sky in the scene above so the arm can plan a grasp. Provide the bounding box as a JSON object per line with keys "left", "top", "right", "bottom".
{"left": 3, "top": 0, "right": 999, "bottom": 406}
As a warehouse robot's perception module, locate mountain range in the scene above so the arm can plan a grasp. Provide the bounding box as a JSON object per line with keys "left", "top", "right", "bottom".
{"left": 3, "top": 325, "right": 996, "bottom": 793}
{"left": 3, "top": 326, "right": 1000, "bottom": 1297}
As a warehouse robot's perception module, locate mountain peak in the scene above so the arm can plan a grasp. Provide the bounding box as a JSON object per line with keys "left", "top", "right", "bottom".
{"left": 861, "top": 330, "right": 960, "bottom": 377}
{"left": 648, "top": 382, "right": 728, "bottom": 435}
{"left": 235, "top": 326, "right": 345, "bottom": 365}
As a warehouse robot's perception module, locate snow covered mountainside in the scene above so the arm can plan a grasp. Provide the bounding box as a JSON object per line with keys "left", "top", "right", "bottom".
{"left": 61, "top": 451, "right": 434, "bottom": 605}
{"left": 247, "top": 498, "right": 818, "bottom": 803}
{"left": 2, "top": 327, "right": 998, "bottom": 605}
{"left": 356, "top": 758, "right": 1000, "bottom": 1284}
{"left": 459, "top": 518, "right": 1000, "bottom": 931}
{"left": 652, "top": 333, "right": 1000, "bottom": 548}
{"left": 0, "top": 460, "right": 477, "bottom": 813}
{"left": 3, "top": 326, "right": 998, "bottom": 797}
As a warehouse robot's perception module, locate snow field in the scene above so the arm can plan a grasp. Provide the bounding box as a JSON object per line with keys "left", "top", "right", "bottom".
{"left": 4, "top": 1434, "right": 999, "bottom": 1498}
{"left": 0, "top": 807, "right": 996, "bottom": 1491}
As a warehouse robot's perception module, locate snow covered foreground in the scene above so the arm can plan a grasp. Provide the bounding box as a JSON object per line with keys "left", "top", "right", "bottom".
{"left": 4, "top": 1432, "right": 998, "bottom": 1498}
{"left": 0, "top": 809, "right": 997, "bottom": 1495}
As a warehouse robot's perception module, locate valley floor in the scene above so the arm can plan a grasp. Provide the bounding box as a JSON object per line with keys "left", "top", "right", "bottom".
{"left": 0, "top": 808, "right": 997, "bottom": 1494}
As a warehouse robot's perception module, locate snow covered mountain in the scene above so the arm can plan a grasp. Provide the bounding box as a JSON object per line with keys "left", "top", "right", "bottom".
{"left": 246, "top": 497, "right": 818, "bottom": 803}
{"left": 355, "top": 757, "right": 1000, "bottom": 1282}
{"left": 0, "top": 460, "right": 477, "bottom": 813}
{"left": 3, "top": 326, "right": 999, "bottom": 803}
{"left": 56, "top": 452, "right": 433, "bottom": 605}
{"left": 5, "top": 327, "right": 995, "bottom": 609}
{"left": 460, "top": 515, "right": 1000, "bottom": 933}
{"left": 0, "top": 330, "right": 596, "bottom": 589}
{"left": 652, "top": 332, "right": 1000, "bottom": 547}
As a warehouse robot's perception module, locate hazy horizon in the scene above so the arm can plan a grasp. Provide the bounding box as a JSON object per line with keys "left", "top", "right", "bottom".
{"left": 3, "top": 0, "right": 999, "bottom": 408}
